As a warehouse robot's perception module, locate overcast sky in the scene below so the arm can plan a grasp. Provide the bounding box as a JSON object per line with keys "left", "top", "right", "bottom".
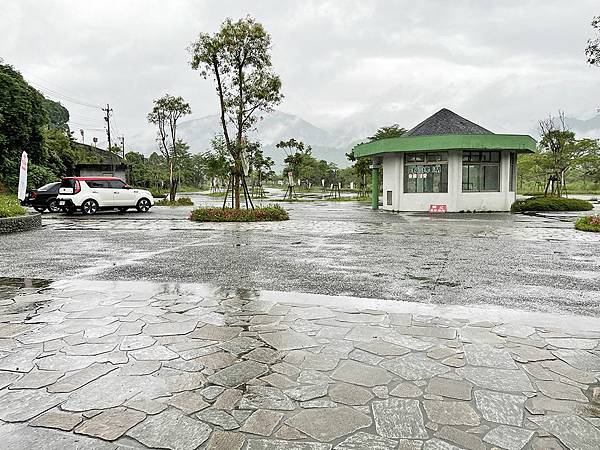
{"left": 2, "top": 0, "right": 599, "bottom": 150}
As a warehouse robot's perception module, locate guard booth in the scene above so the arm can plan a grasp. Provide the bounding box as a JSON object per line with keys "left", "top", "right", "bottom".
{"left": 353, "top": 109, "right": 536, "bottom": 212}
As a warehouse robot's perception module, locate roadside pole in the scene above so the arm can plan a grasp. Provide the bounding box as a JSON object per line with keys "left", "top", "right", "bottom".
{"left": 370, "top": 157, "right": 380, "bottom": 210}
{"left": 17, "top": 151, "right": 28, "bottom": 202}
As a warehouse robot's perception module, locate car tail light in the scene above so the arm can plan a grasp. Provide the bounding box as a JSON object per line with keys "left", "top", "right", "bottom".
{"left": 31, "top": 191, "right": 37, "bottom": 199}
{"left": 74, "top": 180, "right": 81, "bottom": 194}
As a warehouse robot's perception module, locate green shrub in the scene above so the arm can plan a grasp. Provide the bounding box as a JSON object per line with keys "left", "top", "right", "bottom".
{"left": 155, "top": 197, "right": 194, "bottom": 206}
{"left": 150, "top": 189, "right": 167, "bottom": 198}
{"left": 0, "top": 196, "right": 26, "bottom": 218}
{"left": 190, "top": 205, "right": 289, "bottom": 222}
{"left": 575, "top": 215, "right": 600, "bottom": 232}
{"left": 511, "top": 196, "right": 593, "bottom": 213}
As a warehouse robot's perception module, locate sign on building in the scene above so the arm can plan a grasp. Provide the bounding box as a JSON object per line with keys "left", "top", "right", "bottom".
{"left": 428, "top": 204, "right": 447, "bottom": 214}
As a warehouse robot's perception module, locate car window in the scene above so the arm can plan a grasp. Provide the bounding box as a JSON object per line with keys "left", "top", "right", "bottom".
{"left": 108, "top": 180, "right": 125, "bottom": 189}
{"left": 61, "top": 179, "right": 76, "bottom": 189}
{"left": 38, "top": 182, "right": 59, "bottom": 191}
{"left": 86, "top": 180, "right": 110, "bottom": 188}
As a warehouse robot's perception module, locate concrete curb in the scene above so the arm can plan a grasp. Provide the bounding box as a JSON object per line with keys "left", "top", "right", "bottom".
{"left": 0, "top": 212, "right": 42, "bottom": 234}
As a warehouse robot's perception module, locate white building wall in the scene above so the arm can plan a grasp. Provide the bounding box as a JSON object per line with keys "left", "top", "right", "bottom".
{"left": 381, "top": 151, "right": 517, "bottom": 212}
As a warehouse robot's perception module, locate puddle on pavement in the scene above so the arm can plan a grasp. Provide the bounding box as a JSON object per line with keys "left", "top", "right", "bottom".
{"left": 405, "top": 273, "right": 460, "bottom": 288}
{"left": 0, "top": 277, "right": 52, "bottom": 288}
{"left": 0, "top": 277, "right": 54, "bottom": 316}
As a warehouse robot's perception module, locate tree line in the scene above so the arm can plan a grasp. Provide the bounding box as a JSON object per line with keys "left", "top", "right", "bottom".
{"left": 2, "top": 15, "right": 599, "bottom": 199}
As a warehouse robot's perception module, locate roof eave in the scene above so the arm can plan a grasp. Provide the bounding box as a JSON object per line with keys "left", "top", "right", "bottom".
{"left": 352, "top": 134, "right": 537, "bottom": 158}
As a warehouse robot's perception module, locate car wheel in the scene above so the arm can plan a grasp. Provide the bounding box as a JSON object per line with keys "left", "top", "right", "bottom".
{"left": 47, "top": 198, "right": 61, "bottom": 213}
{"left": 33, "top": 205, "right": 46, "bottom": 213}
{"left": 118, "top": 207, "right": 128, "bottom": 213}
{"left": 136, "top": 198, "right": 151, "bottom": 213}
{"left": 81, "top": 199, "right": 99, "bottom": 215}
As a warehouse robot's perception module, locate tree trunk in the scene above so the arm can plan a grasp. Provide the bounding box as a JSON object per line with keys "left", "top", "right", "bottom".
{"left": 169, "top": 160, "right": 176, "bottom": 202}
{"left": 234, "top": 170, "right": 241, "bottom": 209}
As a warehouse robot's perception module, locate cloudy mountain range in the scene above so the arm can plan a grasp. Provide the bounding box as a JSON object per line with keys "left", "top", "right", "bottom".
{"left": 133, "top": 110, "right": 378, "bottom": 168}
{"left": 132, "top": 110, "right": 600, "bottom": 169}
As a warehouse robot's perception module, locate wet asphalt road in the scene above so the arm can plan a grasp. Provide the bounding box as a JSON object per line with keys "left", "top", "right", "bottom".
{"left": 1, "top": 193, "right": 599, "bottom": 317}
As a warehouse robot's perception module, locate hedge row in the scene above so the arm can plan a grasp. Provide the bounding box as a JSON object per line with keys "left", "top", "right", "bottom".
{"left": 155, "top": 197, "right": 194, "bottom": 206}
{"left": 190, "top": 205, "right": 289, "bottom": 222}
{"left": 511, "top": 196, "right": 593, "bottom": 213}
{"left": 575, "top": 215, "right": 600, "bottom": 233}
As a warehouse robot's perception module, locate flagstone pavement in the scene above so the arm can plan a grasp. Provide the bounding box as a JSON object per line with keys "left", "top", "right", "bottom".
{"left": 0, "top": 279, "right": 599, "bottom": 450}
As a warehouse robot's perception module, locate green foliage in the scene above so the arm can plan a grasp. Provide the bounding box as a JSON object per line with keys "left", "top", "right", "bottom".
{"left": 0, "top": 196, "right": 26, "bottom": 218}
{"left": 28, "top": 164, "right": 59, "bottom": 190}
{"left": 155, "top": 197, "right": 194, "bottom": 206}
{"left": 149, "top": 189, "right": 167, "bottom": 198}
{"left": 0, "top": 62, "right": 48, "bottom": 190}
{"left": 190, "top": 204, "right": 289, "bottom": 222}
{"left": 147, "top": 94, "right": 192, "bottom": 201}
{"left": 511, "top": 196, "right": 593, "bottom": 213}
{"left": 586, "top": 16, "right": 600, "bottom": 66}
{"left": 43, "top": 98, "right": 69, "bottom": 132}
{"left": 368, "top": 124, "right": 407, "bottom": 142}
{"left": 345, "top": 124, "right": 407, "bottom": 194}
{"left": 189, "top": 16, "right": 283, "bottom": 208}
{"left": 517, "top": 115, "right": 600, "bottom": 196}
{"left": 575, "top": 215, "right": 600, "bottom": 232}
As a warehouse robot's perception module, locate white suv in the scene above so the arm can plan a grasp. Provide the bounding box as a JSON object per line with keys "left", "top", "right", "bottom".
{"left": 57, "top": 177, "right": 154, "bottom": 215}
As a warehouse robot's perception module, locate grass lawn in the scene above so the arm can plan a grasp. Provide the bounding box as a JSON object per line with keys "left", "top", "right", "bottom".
{"left": 0, "top": 196, "right": 26, "bottom": 218}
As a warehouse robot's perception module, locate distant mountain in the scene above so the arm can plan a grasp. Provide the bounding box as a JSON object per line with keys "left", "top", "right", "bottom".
{"left": 565, "top": 114, "right": 600, "bottom": 138}
{"left": 133, "top": 110, "right": 364, "bottom": 168}
{"left": 130, "top": 110, "right": 600, "bottom": 171}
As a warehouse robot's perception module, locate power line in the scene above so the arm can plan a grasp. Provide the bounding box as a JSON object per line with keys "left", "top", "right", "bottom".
{"left": 28, "top": 80, "right": 102, "bottom": 110}
{"left": 23, "top": 72, "right": 100, "bottom": 102}
{"left": 69, "top": 113, "right": 102, "bottom": 122}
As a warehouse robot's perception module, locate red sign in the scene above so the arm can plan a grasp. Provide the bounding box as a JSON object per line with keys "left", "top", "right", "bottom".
{"left": 429, "top": 204, "right": 447, "bottom": 214}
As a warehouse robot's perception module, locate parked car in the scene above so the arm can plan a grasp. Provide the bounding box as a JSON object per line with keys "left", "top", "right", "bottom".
{"left": 57, "top": 177, "right": 154, "bottom": 215}
{"left": 21, "top": 181, "right": 62, "bottom": 213}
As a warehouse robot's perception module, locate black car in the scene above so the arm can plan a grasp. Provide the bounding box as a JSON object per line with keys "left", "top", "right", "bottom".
{"left": 21, "top": 182, "right": 62, "bottom": 213}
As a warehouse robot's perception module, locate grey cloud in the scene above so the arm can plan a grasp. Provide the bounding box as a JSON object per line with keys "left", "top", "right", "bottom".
{"left": 1, "top": 0, "right": 599, "bottom": 154}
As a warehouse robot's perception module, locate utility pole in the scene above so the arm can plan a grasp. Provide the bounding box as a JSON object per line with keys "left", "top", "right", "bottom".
{"left": 120, "top": 136, "right": 125, "bottom": 159}
{"left": 102, "top": 104, "right": 113, "bottom": 150}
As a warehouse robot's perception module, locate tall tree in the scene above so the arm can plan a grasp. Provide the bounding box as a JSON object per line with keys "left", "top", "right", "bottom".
{"left": 538, "top": 113, "right": 598, "bottom": 196}
{"left": 189, "top": 16, "right": 283, "bottom": 209}
{"left": 277, "top": 138, "right": 311, "bottom": 183}
{"left": 347, "top": 124, "right": 407, "bottom": 195}
{"left": 368, "top": 124, "right": 407, "bottom": 142}
{"left": 585, "top": 15, "right": 600, "bottom": 66}
{"left": 203, "top": 136, "right": 232, "bottom": 191}
{"left": 0, "top": 61, "right": 48, "bottom": 190}
{"left": 43, "top": 98, "right": 70, "bottom": 132}
{"left": 147, "top": 94, "right": 191, "bottom": 201}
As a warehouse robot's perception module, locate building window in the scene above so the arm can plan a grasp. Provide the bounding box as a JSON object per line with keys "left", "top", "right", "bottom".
{"left": 386, "top": 190, "right": 392, "bottom": 205}
{"left": 509, "top": 153, "right": 516, "bottom": 192}
{"left": 462, "top": 151, "right": 500, "bottom": 192}
{"left": 404, "top": 152, "right": 448, "bottom": 193}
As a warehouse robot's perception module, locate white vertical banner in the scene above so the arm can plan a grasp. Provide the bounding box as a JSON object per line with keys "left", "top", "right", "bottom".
{"left": 17, "top": 151, "right": 28, "bottom": 201}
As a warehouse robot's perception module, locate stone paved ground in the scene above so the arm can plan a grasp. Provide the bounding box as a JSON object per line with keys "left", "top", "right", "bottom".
{"left": 0, "top": 279, "right": 599, "bottom": 450}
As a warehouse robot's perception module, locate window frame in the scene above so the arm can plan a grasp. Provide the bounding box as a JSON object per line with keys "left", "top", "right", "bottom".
{"left": 461, "top": 151, "right": 501, "bottom": 193}
{"left": 403, "top": 152, "right": 449, "bottom": 194}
